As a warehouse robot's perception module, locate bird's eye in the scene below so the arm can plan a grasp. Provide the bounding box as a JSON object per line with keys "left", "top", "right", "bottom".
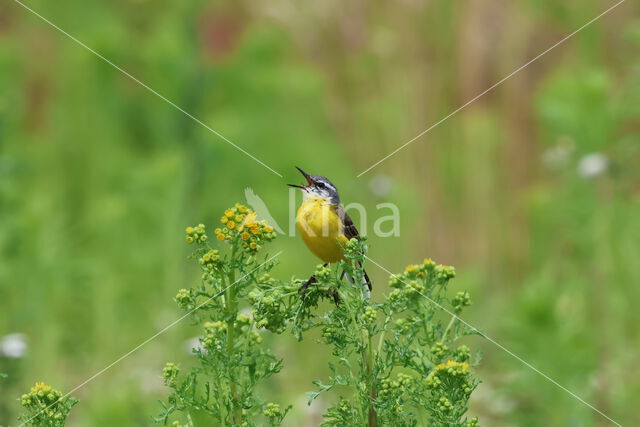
{"left": 316, "top": 182, "right": 325, "bottom": 188}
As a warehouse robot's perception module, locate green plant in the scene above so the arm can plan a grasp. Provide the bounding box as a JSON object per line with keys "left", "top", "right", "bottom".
{"left": 157, "top": 204, "right": 289, "bottom": 426}
{"left": 251, "top": 238, "right": 481, "bottom": 426}
{"left": 160, "top": 203, "right": 480, "bottom": 425}
{"left": 18, "top": 382, "right": 78, "bottom": 426}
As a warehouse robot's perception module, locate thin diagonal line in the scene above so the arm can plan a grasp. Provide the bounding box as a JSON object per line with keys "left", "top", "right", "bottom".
{"left": 12, "top": 0, "right": 283, "bottom": 178}
{"left": 364, "top": 255, "right": 622, "bottom": 426}
{"left": 18, "top": 251, "right": 283, "bottom": 427}
{"left": 357, "top": 0, "right": 625, "bottom": 177}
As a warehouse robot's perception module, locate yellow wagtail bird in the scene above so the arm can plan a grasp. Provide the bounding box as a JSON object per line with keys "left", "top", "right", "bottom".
{"left": 288, "top": 167, "right": 371, "bottom": 300}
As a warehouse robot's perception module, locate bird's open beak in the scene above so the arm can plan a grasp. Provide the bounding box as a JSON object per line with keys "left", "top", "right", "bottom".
{"left": 288, "top": 166, "right": 312, "bottom": 189}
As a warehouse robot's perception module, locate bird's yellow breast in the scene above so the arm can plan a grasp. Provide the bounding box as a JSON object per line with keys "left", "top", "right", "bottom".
{"left": 296, "top": 197, "right": 348, "bottom": 263}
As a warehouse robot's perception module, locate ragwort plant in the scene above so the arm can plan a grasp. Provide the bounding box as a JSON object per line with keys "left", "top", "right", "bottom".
{"left": 18, "top": 382, "right": 78, "bottom": 426}
{"left": 249, "top": 238, "right": 481, "bottom": 426}
{"left": 310, "top": 240, "right": 480, "bottom": 425}
{"left": 157, "top": 204, "right": 289, "bottom": 426}
{"left": 160, "top": 202, "right": 481, "bottom": 425}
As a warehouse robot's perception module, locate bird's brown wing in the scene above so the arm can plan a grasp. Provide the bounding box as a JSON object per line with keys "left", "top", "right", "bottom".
{"left": 335, "top": 204, "right": 372, "bottom": 290}
{"left": 335, "top": 204, "right": 359, "bottom": 240}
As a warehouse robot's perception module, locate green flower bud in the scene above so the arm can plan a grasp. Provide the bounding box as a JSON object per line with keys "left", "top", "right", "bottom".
{"left": 431, "top": 342, "right": 448, "bottom": 359}
{"left": 314, "top": 264, "right": 332, "bottom": 283}
{"left": 343, "top": 238, "right": 362, "bottom": 260}
{"left": 162, "top": 363, "right": 180, "bottom": 387}
{"left": 455, "top": 345, "right": 471, "bottom": 362}
{"left": 362, "top": 306, "right": 377, "bottom": 325}
{"left": 435, "top": 264, "right": 456, "bottom": 280}
{"left": 236, "top": 313, "right": 251, "bottom": 325}
{"left": 204, "top": 320, "right": 226, "bottom": 333}
{"left": 174, "top": 288, "right": 192, "bottom": 309}
{"left": 263, "top": 402, "right": 281, "bottom": 418}
{"left": 452, "top": 291, "right": 472, "bottom": 313}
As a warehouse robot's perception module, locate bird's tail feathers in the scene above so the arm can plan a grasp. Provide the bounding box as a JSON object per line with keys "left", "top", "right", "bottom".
{"left": 341, "top": 263, "right": 372, "bottom": 299}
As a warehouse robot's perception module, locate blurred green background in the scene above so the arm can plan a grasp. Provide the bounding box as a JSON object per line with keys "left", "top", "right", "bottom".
{"left": 1, "top": 0, "right": 639, "bottom": 425}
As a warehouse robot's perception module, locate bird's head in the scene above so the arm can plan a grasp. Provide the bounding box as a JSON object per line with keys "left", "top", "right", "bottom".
{"left": 288, "top": 167, "right": 340, "bottom": 204}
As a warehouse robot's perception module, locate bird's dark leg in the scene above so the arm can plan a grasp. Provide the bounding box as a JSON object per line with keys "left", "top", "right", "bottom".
{"left": 363, "top": 269, "right": 372, "bottom": 291}
{"left": 339, "top": 265, "right": 372, "bottom": 291}
{"left": 320, "top": 266, "right": 341, "bottom": 305}
{"left": 299, "top": 264, "right": 340, "bottom": 304}
{"left": 298, "top": 274, "right": 317, "bottom": 300}
{"left": 328, "top": 287, "right": 340, "bottom": 305}
{"left": 298, "top": 264, "right": 328, "bottom": 299}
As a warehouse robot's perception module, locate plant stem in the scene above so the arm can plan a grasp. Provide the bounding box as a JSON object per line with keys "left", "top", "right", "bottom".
{"left": 225, "top": 247, "right": 241, "bottom": 425}
{"left": 345, "top": 295, "right": 375, "bottom": 425}
{"left": 441, "top": 314, "right": 457, "bottom": 343}
{"left": 376, "top": 316, "right": 390, "bottom": 355}
{"left": 367, "top": 330, "right": 378, "bottom": 427}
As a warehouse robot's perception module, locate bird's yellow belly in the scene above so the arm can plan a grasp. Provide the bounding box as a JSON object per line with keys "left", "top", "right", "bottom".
{"left": 296, "top": 199, "right": 348, "bottom": 263}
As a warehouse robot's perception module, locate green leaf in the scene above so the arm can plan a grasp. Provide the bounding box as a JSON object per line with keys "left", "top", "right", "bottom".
{"left": 307, "top": 381, "right": 333, "bottom": 405}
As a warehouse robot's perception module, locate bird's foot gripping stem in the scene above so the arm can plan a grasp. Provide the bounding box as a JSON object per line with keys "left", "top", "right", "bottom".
{"left": 298, "top": 275, "right": 317, "bottom": 300}
{"left": 298, "top": 275, "right": 340, "bottom": 305}
{"left": 326, "top": 287, "right": 340, "bottom": 305}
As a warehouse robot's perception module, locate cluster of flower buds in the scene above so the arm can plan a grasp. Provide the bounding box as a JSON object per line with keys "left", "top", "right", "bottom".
{"left": 162, "top": 363, "right": 180, "bottom": 387}
{"left": 21, "top": 382, "right": 61, "bottom": 408}
{"left": 425, "top": 360, "right": 475, "bottom": 399}
{"left": 362, "top": 306, "right": 377, "bottom": 325}
{"left": 437, "top": 396, "right": 453, "bottom": 413}
{"left": 199, "top": 249, "right": 220, "bottom": 267}
{"left": 389, "top": 259, "right": 456, "bottom": 289}
{"left": 455, "top": 345, "right": 471, "bottom": 362}
{"left": 174, "top": 288, "right": 194, "bottom": 310}
{"left": 379, "top": 373, "right": 414, "bottom": 399}
{"left": 385, "top": 259, "right": 459, "bottom": 311}
{"left": 202, "top": 320, "right": 227, "bottom": 352}
{"left": 262, "top": 402, "right": 282, "bottom": 418}
{"left": 214, "top": 204, "right": 276, "bottom": 253}
{"left": 249, "top": 287, "right": 289, "bottom": 334}
{"left": 185, "top": 224, "right": 207, "bottom": 244}
{"left": 20, "top": 382, "right": 77, "bottom": 425}
{"left": 313, "top": 264, "right": 332, "bottom": 283}
{"left": 320, "top": 323, "right": 348, "bottom": 348}
{"left": 430, "top": 342, "right": 449, "bottom": 359}
{"left": 452, "top": 291, "right": 472, "bottom": 313}
{"left": 343, "top": 237, "right": 364, "bottom": 261}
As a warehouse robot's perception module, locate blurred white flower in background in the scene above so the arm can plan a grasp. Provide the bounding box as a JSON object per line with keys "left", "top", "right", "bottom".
{"left": 185, "top": 337, "right": 205, "bottom": 355}
{"left": 1, "top": 333, "right": 27, "bottom": 358}
{"left": 542, "top": 145, "right": 572, "bottom": 169}
{"left": 578, "top": 152, "right": 608, "bottom": 178}
{"left": 368, "top": 173, "right": 393, "bottom": 198}
{"left": 541, "top": 136, "right": 575, "bottom": 170}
